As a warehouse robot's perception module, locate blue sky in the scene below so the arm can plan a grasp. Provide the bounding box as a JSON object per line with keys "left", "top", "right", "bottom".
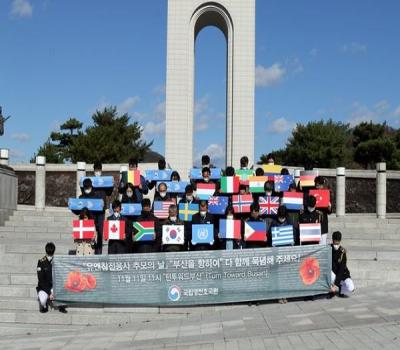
{"left": 1, "top": 0, "right": 399, "bottom": 166}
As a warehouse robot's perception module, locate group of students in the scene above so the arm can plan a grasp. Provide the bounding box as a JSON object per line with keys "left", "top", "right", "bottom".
{"left": 75, "top": 155, "right": 332, "bottom": 255}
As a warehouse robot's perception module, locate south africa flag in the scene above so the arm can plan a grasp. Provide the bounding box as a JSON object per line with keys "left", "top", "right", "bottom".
{"left": 133, "top": 221, "right": 155, "bottom": 241}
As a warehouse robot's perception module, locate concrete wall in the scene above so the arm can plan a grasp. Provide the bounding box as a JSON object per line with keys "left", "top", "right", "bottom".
{"left": 0, "top": 165, "right": 17, "bottom": 225}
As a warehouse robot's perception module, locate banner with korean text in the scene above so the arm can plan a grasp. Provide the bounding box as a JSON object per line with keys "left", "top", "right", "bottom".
{"left": 53, "top": 245, "right": 331, "bottom": 306}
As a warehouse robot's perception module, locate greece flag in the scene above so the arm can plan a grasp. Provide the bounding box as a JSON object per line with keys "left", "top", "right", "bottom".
{"left": 271, "top": 225, "right": 294, "bottom": 246}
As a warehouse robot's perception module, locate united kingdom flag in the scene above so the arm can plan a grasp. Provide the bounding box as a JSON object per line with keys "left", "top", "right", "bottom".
{"left": 258, "top": 196, "right": 280, "bottom": 215}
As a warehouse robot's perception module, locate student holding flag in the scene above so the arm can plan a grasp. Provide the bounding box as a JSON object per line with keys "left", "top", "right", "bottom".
{"left": 178, "top": 185, "right": 198, "bottom": 205}
{"left": 134, "top": 198, "right": 161, "bottom": 253}
{"left": 269, "top": 205, "right": 296, "bottom": 247}
{"left": 153, "top": 182, "right": 173, "bottom": 203}
{"left": 118, "top": 158, "right": 148, "bottom": 203}
{"left": 105, "top": 200, "right": 126, "bottom": 254}
{"left": 313, "top": 176, "right": 332, "bottom": 245}
{"left": 79, "top": 178, "right": 104, "bottom": 254}
{"left": 190, "top": 200, "right": 217, "bottom": 251}
{"left": 147, "top": 159, "right": 167, "bottom": 191}
{"left": 120, "top": 183, "right": 138, "bottom": 253}
{"left": 161, "top": 205, "right": 187, "bottom": 252}
{"left": 219, "top": 205, "right": 242, "bottom": 250}
{"left": 244, "top": 203, "right": 267, "bottom": 249}
{"left": 75, "top": 208, "right": 96, "bottom": 256}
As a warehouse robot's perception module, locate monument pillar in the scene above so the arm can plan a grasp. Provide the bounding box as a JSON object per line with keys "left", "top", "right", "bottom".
{"left": 165, "top": 0, "right": 255, "bottom": 177}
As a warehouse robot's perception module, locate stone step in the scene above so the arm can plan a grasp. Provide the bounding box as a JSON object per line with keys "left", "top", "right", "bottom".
{"left": 0, "top": 285, "right": 37, "bottom": 298}
{"left": 7, "top": 215, "right": 74, "bottom": 223}
{"left": 0, "top": 231, "right": 72, "bottom": 241}
{"left": 0, "top": 242, "right": 74, "bottom": 255}
{"left": 4, "top": 220, "right": 71, "bottom": 229}
{"left": 0, "top": 226, "right": 72, "bottom": 234}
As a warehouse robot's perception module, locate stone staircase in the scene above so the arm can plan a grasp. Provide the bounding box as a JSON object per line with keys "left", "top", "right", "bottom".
{"left": 0, "top": 206, "right": 399, "bottom": 328}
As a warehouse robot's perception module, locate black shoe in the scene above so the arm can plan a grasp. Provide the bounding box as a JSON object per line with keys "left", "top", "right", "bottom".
{"left": 58, "top": 306, "right": 68, "bottom": 314}
{"left": 339, "top": 293, "right": 349, "bottom": 298}
{"left": 39, "top": 305, "right": 48, "bottom": 313}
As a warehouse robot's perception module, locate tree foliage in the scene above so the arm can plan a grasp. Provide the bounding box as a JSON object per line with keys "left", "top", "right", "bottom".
{"left": 33, "top": 107, "right": 153, "bottom": 163}
{"left": 259, "top": 120, "right": 400, "bottom": 170}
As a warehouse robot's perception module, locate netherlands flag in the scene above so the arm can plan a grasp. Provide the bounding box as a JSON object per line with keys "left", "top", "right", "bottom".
{"left": 281, "top": 192, "right": 303, "bottom": 211}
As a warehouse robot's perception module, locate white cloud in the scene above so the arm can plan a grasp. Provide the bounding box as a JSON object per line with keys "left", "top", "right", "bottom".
{"left": 394, "top": 106, "right": 400, "bottom": 117}
{"left": 255, "top": 63, "right": 286, "bottom": 87}
{"left": 195, "top": 115, "right": 209, "bottom": 132}
{"left": 10, "top": 0, "right": 33, "bottom": 18}
{"left": 154, "top": 101, "right": 166, "bottom": 121}
{"left": 309, "top": 48, "right": 318, "bottom": 57}
{"left": 142, "top": 121, "right": 165, "bottom": 140}
{"left": 117, "top": 96, "right": 140, "bottom": 115}
{"left": 195, "top": 96, "right": 209, "bottom": 115}
{"left": 11, "top": 132, "right": 30, "bottom": 143}
{"left": 341, "top": 42, "right": 367, "bottom": 54}
{"left": 194, "top": 144, "right": 225, "bottom": 168}
{"left": 269, "top": 117, "right": 295, "bottom": 134}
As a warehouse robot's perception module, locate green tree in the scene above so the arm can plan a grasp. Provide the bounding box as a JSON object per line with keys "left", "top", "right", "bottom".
{"left": 259, "top": 119, "right": 354, "bottom": 168}
{"left": 32, "top": 107, "right": 153, "bottom": 163}
{"left": 352, "top": 121, "right": 386, "bottom": 147}
{"left": 31, "top": 138, "right": 64, "bottom": 163}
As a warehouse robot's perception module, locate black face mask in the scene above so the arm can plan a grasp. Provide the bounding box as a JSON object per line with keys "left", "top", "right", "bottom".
{"left": 142, "top": 210, "right": 150, "bottom": 217}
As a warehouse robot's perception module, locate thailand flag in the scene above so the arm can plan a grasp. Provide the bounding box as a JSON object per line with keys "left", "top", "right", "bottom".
{"left": 274, "top": 175, "right": 293, "bottom": 192}
{"left": 162, "top": 225, "right": 185, "bottom": 245}
{"left": 244, "top": 221, "right": 267, "bottom": 242}
{"left": 103, "top": 220, "right": 125, "bottom": 240}
{"left": 281, "top": 192, "right": 303, "bottom": 211}
{"left": 196, "top": 183, "right": 216, "bottom": 200}
{"left": 271, "top": 225, "right": 294, "bottom": 246}
{"left": 299, "top": 223, "right": 321, "bottom": 243}
{"left": 232, "top": 194, "right": 253, "bottom": 213}
{"left": 72, "top": 220, "right": 95, "bottom": 240}
{"left": 309, "top": 189, "right": 330, "bottom": 208}
{"left": 154, "top": 200, "right": 174, "bottom": 219}
{"left": 258, "top": 196, "right": 280, "bottom": 215}
{"left": 219, "top": 219, "right": 241, "bottom": 239}
{"left": 208, "top": 196, "right": 229, "bottom": 215}
{"left": 191, "top": 224, "right": 214, "bottom": 245}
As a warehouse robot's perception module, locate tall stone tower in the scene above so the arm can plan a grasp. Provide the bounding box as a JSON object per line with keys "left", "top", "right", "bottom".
{"left": 165, "top": 0, "right": 255, "bottom": 177}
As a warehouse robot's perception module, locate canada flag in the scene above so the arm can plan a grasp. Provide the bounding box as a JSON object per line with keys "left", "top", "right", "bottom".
{"left": 103, "top": 220, "right": 126, "bottom": 240}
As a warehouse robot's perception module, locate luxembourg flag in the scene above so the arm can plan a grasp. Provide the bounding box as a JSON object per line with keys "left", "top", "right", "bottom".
{"left": 220, "top": 176, "right": 240, "bottom": 193}
{"left": 244, "top": 221, "right": 267, "bottom": 242}
{"left": 219, "top": 219, "right": 241, "bottom": 239}
{"left": 196, "top": 183, "right": 216, "bottom": 200}
{"left": 72, "top": 220, "right": 95, "bottom": 240}
{"left": 281, "top": 192, "right": 303, "bottom": 210}
{"left": 103, "top": 220, "right": 126, "bottom": 240}
{"left": 299, "top": 223, "right": 321, "bottom": 243}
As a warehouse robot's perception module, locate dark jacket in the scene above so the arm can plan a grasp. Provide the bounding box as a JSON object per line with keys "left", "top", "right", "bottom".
{"left": 270, "top": 216, "right": 296, "bottom": 246}
{"left": 118, "top": 175, "right": 148, "bottom": 203}
{"left": 244, "top": 216, "right": 267, "bottom": 249}
{"left": 134, "top": 211, "right": 161, "bottom": 253}
{"left": 332, "top": 244, "right": 351, "bottom": 287}
{"left": 190, "top": 212, "right": 217, "bottom": 251}
{"left": 36, "top": 256, "right": 52, "bottom": 295}
{"left": 106, "top": 214, "right": 126, "bottom": 254}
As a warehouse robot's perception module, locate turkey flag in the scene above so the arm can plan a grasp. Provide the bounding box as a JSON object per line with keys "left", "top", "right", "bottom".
{"left": 103, "top": 220, "right": 126, "bottom": 240}
{"left": 309, "top": 189, "right": 330, "bottom": 208}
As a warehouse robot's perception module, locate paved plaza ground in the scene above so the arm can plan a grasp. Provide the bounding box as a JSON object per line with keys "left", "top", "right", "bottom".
{"left": 1, "top": 284, "right": 400, "bottom": 349}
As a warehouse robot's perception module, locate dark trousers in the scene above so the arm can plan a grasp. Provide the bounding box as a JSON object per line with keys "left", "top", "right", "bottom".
{"left": 95, "top": 213, "right": 105, "bottom": 254}
{"left": 108, "top": 240, "right": 126, "bottom": 254}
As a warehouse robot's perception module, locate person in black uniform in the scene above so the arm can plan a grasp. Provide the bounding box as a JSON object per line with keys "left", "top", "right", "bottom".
{"left": 269, "top": 205, "right": 296, "bottom": 246}
{"left": 80, "top": 178, "right": 104, "bottom": 254}
{"left": 331, "top": 231, "right": 355, "bottom": 297}
{"left": 244, "top": 203, "right": 267, "bottom": 249}
{"left": 134, "top": 198, "right": 161, "bottom": 253}
{"left": 36, "top": 242, "right": 66, "bottom": 313}
{"left": 106, "top": 200, "right": 127, "bottom": 254}
{"left": 314, "top": 176, "right": 332, "bottom": 245}
{"left": 299, "top": 196, "right": 322, "bottom": 245}
{"left": 120, "top": 183, "right": 138, "bottom": 253}
{"left": 93, "top": 161, "right": 107, "bottom": 253}
{"left": 153, "top": 182, "right": 172, "bottom": 202}
{"left": 190, "top": 200, "right": 217, "bottom": 251}
{"left": 161, "top": 205, "right": 186, "bottom": 252}
{"left": 147, "top": 159, "right": 167, "bottom": 191}
{"left": 178, "top": 185, "right": 197, "bottom": 205}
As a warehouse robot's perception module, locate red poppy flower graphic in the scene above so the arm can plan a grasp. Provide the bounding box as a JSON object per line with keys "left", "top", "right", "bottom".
{"left": 299, "top": 257, "right": 320, "bottom": 286}
{"left": 85, "top": 273, "right": 97, "bottom": 289}
{"left": 64, "top": 270, "right": 97, "bottom": 293}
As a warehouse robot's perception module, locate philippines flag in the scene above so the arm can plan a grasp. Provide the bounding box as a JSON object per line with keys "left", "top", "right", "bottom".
{"left": 154, "top": 200, "right": 174, "bottom": 219}
{"left": 281, "top": 192, "right": 303, "bottom": 211}
{"left": 103, "top": 220, "right": 126, "bottom": 240}
{"left": 309, "top": 189, "right": 330, "bottom": 208}
{"left": 219, "top": 219, "right": 241, "bottom": 239}
{"left": 258, "top": 196, "right": 280, "bottom": 215}
{"left": 244, "top": 221, "right": 267, "bottom": 242}
{"left": 299, "top": 223, "right": 321, "bottom": 243}
{"left": 196, "top": 183, "right": 216, "bottom": 200}
{"left": 220, "top": 176, "right": 240, "bottom": 193}
{"left": 208, "top": 196, "right": 229, "bottom": 215}
{"left": 274, "top": 175, "right": 294, "bottom": 192}
{"left": 191, "top": 224, "right": 214, "bottom": 245}
{"left": 232, "top": 194, "right": 253, "bottom": 213}
{"left": 133, "top": 221, "right": 155, "bottom": 241}
{"left": 271, "top": 225, "right": 294, "bottom": 246}
{"left": 162, "top": 225, "right": 185, "bottom": 245}
{"left": 72, "top": 220, "right": 95, "bottom": 240}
